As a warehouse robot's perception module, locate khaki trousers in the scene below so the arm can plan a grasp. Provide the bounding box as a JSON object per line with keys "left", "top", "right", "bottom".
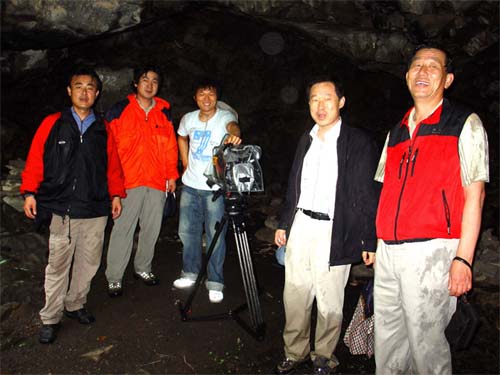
{"left": 283, "top": 210, "right": 350, "bottom": 364}
{"left": 374, "top": 239, "right": 458, "bottom": 375}
{"left": 105, "top": 187, "right": 166, "bottom": 283}
{"left": 40, "top": 215, "right": 107, "bottom": 324}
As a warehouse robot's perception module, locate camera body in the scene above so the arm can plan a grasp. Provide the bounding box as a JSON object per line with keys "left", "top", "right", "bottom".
{"left": 205, "top": 143, "right": 264, "bottom": 194}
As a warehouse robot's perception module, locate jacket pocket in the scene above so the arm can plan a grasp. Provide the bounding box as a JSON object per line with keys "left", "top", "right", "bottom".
{"left": 441, "top": 189, "right": 451, "bottom": 235}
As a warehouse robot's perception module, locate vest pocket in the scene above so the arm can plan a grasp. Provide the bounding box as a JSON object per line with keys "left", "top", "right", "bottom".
{"left": 442, "top": 189, "right": 451, "bottom": 235}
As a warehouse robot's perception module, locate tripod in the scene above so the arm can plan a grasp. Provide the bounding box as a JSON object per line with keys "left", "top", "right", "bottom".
{"left": 177, "top": 191, "right": 266, "bottom": 341}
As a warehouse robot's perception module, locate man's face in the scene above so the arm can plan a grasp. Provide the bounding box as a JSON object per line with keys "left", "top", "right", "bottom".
{"left": 406, "top": 48, "right": 454, "bottom": 102}
{"left": 135, "top": 71, "right": 159, "bottom": 101}
{"left": 67, "top": 75, "right": 99, "bottom": 111}
{"left": 194, "top": 87, "right": 217, "bottom": 113}
{"left": 308, "top": 81, "right": 345, "bottom": 128}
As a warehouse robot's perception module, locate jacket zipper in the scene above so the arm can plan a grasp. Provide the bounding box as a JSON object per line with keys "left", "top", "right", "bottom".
{"left": 398, "top": 152, "right": 406, "bottom": 179}
{"left": 410, "top": 148, "right": 419, "bottom": 176}
{"left": 442, "top": 190, "right": 451, "bottom": 235}
{"left": 393, "top": 145, "right": 412, "bottom": 241}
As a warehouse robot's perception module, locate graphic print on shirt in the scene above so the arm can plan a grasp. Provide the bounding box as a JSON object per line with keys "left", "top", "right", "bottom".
{"left": 192, "top": 129, "right": 211, "bottom": 162}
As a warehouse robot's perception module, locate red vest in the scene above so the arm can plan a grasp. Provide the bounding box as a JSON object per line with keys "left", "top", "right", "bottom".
{"left": 376, "top": 99, "right": 471, "bottom": 242}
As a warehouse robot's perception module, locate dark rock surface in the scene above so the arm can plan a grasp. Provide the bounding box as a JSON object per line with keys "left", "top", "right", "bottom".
{"left": 0, "top": 193, "right": 499, "bottom": 374}
{"left": 1, "top": 2, "right": 499, "bottom": 372}
{"left": 2, "top": 2, "right": 498, "bottom": 231}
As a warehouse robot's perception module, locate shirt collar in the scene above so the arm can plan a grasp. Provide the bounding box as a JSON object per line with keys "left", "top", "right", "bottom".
{"left": 401, "top": 99, "right": 443, "bottom": 128}
{"left": 136, "top": 96, "right": 156, "bottom": 113}
{"left": 310, "top": 117, "right": 342, "bottom": 141}
{"left": 70, "top": 107, "right": 95, "bottom": 124}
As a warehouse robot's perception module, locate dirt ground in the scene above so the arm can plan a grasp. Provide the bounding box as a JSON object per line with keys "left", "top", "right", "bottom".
{"left": 1, "top": 209, "right": 499, "bottom": 374}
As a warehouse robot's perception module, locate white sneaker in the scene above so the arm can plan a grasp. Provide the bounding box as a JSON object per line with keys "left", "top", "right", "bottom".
{"left": 209, "top": 290, "right": 224, "bottom": 303}
{"left": 173, "top": 277, "right": 195, "bottom": 289}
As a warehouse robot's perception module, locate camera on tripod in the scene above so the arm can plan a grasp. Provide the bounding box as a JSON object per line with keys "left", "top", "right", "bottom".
{"left": 204, "top": 137, "right": 264, "bottom": 194}
{"left": 179, "top": 136, "right": 266, "bottom": 340}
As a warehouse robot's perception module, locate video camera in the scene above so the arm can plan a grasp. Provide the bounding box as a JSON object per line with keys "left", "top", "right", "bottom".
{"left": 204, "top": 137, "right": 264, "bottom": 194}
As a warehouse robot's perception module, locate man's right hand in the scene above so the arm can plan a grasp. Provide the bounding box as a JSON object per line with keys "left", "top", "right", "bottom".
{"left": 24, "top": 195, "right": 37, "bottom": 219}
{"left": 274, "top": 229, "right": 287, "bottom": 247}
{"left": 362, "top": 251, "right": 376, "bottom": 266}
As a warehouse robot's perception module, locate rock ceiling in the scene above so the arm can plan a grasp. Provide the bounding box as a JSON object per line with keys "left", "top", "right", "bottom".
{"left": 3, "top": 0, "right": 499, "bottom": 76}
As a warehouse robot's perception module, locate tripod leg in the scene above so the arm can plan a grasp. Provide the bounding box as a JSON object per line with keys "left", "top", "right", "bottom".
{"left": 238, "top": 233, "right": 260, "bottom": 325}
{"left": 233, "top": 224, "right": 264, "bottom": 328}
{"left": 233, "top": 231, "right": 256, "bottom": 323}
{"left": 239, "top": 230, "right": 264, "bottom": 325}
{"left": 179, "top": 215, "right": 228, "bottom": 318}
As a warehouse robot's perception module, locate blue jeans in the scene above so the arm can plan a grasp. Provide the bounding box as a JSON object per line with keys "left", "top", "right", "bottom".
{"left": 178, "top": 186, "right": 227, "bottom": 291}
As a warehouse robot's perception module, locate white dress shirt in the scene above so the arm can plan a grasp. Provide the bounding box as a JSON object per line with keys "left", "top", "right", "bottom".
{"left": 297, "top": 119, "right": 342, "bottom": 219}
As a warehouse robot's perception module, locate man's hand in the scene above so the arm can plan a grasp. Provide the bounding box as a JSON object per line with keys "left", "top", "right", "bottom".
{"left": 111, "top": 197, "right": 122, "bottom": 219}
{"left": 448, "top": 260, "right": 472, "bottom": 296}
{"left": 274, "top": 229, "right": 287, "bottom": 247}
{"left": 24, "top": 195, "right": 37, "bottom": 219}
{"left": 224, "top": 134, "right": 242, "bottom": 145}
{"left": 166, "top": 179, "right": 177, "bottom": 193}
{"left": 362, "top": 251, "right": 376, "bottom": 266}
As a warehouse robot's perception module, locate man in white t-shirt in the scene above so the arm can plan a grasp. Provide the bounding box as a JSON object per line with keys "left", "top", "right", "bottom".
{"left": 173, "top": 79, "right": 241, "bottom": 303}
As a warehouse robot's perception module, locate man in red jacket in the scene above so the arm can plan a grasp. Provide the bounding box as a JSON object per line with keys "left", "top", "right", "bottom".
{"left": 21, "top": 67, "right": 125, "bottom": 344}
{"left": 105, "top": 66, "right": 179, "bottom": 297}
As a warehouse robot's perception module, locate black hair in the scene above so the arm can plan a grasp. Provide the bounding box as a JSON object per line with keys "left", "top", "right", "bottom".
{"left": 409, "top": 44, "right": 454, "bottom": 73}
{"left": 132, "top": 65, "right": 162, "bottom": 90}
{"left": 306, "top": 75, "right": 344, "bottom": 100}
{"left": 68, "top": 66, "right": 102, "bottom": 92}
{"left": 193, "top": 78, "right": 220, "bottom": 97}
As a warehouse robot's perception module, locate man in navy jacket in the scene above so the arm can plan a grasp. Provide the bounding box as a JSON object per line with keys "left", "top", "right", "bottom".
{"left": 274, "top": 76, "right": 379, "bottom": 374}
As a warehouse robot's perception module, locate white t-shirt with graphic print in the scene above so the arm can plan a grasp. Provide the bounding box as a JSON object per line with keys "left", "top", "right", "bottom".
{"left": 178, "top": 108, "right": 237, "bottom": 190}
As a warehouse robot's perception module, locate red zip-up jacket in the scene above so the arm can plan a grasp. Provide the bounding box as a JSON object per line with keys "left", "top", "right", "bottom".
{"left": 20, "top": 109, "right": 126, "bottom": 218}
{"left": 376, "top": 99, "right": 471, "bottom": 242}
{"left": 105, "top": 94, "right": 179, "bottom": 192}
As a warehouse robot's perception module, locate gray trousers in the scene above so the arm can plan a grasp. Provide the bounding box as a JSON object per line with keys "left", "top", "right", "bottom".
{"left": 105, "top": 187, "right": 166, "bottom": 283}
{"left": 374, "top": 238, "right": 458, "bottom": 375}
{"left": 40, "top": 215, "right": 107, "bottom": 324}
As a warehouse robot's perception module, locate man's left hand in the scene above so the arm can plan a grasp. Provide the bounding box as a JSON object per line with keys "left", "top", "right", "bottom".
{"left": 224, "top": 134, "right": 242, "bottom": 145}
{"left": 448, "top": 261, "right": 472, "bottom": 296}
{"left": 167, "top": 179, "right": 177, "bottom": 193}
{"left": 111, "top": 197, "right": 122, "bottom": 219}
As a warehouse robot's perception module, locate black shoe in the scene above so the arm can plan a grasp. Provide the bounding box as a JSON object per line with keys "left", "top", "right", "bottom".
{"left": 134, "top": 271, "right": 159, "bottom": 286}
{"left": 64, "top": 307, "right": 95, "bottom": 324}
{"left": 275, "top": 357, "right": 307, "bottom": 374}
{"left": 39, "top": 323, "right": 60, "bottom": 344}
{"left": 108, "top": 281, "right": 123, "bottom": 297}
{"left": 313, "top": 356, "right": 336, "bottom": 375}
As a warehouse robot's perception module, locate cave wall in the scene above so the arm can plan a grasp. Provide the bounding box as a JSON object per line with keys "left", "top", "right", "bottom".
{"left": 1, "top": 1, "right": 498, "bottom": 229}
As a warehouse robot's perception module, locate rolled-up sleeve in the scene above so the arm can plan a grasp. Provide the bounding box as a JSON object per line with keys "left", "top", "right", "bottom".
{"left": 459, "top": 113, "right": 489, "bottom": 186}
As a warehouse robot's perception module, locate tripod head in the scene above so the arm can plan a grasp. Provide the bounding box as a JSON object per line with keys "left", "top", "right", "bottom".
{"left": 204, "top": 140, "right": 264, "bottom": 194}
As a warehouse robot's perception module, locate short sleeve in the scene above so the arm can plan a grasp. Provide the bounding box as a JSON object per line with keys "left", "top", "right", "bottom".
{"left": 459, "top": 113, "right": 489, "bottom": 186}
{"left": 177, "top": 114, "right": 188, "bottom": 137}
{"left": 222, "top": 110, "right": 237, "bottom": 127}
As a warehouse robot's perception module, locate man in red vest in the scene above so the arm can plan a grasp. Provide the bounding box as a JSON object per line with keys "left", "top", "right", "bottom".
{"left": 365, "top": 45, "right": 489, "bottom": 374}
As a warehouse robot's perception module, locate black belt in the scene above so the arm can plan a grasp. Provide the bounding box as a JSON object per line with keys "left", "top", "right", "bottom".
{"left": 300, "top": 208, "right": 330, "bottom": 221}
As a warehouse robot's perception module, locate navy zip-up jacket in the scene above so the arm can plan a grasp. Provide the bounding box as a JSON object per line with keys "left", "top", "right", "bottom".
{"left": 278, "top": 122, "right": 380, "bottom": 266}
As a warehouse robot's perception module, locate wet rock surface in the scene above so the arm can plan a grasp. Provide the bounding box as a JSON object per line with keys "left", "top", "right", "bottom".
{"left": 1, "top": 192, "right": 498, "bottom": 374}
